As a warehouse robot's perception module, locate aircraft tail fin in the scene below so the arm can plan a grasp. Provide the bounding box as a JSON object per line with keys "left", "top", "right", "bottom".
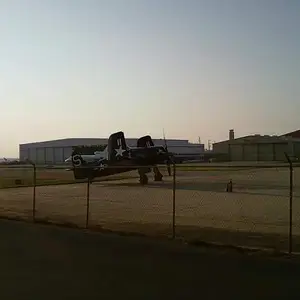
{"left": 137, "top": 135, "right": 154, "bottom": 148}
{"left": 107, "top": 131, "right": 128, "bottom": 161}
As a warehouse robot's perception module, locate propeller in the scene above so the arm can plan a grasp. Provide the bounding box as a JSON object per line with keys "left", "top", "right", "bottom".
{"left": 163, "top": 129, "right": 173, "bottom": 176}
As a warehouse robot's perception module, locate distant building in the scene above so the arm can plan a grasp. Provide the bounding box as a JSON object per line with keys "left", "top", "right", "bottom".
{"left": 19, "top": 137, "right": 204, "bottom": 165}
{"left": 281, "top": 129, "right": 300, "bottom": 139}
{"left": 212, "top": 129, "right": 300, "bottom": 162}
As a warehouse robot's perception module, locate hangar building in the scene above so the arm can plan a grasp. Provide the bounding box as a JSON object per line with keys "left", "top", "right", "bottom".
{"left": 213, "top": 129, "right": 300, "bottom": 162}
{"left": 19, "top": 137, "right": 204, "bottom": 165}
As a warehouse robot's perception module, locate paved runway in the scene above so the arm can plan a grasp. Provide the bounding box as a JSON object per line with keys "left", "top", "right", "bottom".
{"left": 1, "top": 219, "right": 300, "bottom": 300}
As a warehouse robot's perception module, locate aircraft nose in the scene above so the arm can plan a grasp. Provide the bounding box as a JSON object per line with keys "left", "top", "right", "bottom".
{"left": 65, "top": 156, "right": 72, "bottom": 163}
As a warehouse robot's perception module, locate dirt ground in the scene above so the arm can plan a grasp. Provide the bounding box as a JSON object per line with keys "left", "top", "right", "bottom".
{"left": 1, "top": 219, "right": 300, "bottom": 300}
{"left": 0, "top": 167, "right": 299, "bottom": 252}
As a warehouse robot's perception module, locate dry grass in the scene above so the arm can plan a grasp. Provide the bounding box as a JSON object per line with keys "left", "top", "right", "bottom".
{"left": 1, "top": 162, "right": 296, "bottom": 188}
{"left": 0, "top": 164, "right": 229, "bottom": 188}
{"left": 0, "top": 166, "right": 138, "bottom": 188}
{"left": 0, "top": 167, "right": 75, "bottom": 188}
{"left": 0, "top": 167, "right": 300, "bottom": 251}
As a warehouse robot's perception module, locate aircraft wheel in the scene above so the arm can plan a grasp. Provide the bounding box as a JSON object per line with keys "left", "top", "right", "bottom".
{"left": 154, "top": 173, "right": 163, "bottom": 181}
{"left": 139, "top": 174, "right": 148, "bottom": 185}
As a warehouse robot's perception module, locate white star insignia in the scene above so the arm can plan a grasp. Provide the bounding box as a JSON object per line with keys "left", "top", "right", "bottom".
{"left": 99, "top": 163, "right": 107, "bottom": 170}
{"left": 115, "top": 146, "right": 126, "bottom": 157}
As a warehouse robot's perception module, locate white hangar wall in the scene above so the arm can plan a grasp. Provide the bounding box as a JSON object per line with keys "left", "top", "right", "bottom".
{"left": 19, "top": 138, "right": 204, "bottom": 165}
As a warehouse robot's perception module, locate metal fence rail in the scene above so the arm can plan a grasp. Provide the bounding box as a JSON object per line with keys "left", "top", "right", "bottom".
{"left": 0, "top": 159, "right": 298, "bottom": 254}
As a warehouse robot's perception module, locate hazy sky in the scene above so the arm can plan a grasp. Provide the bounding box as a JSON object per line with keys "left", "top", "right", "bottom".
{"left": 1, "top": 0, "right": 299, "bottom": 156}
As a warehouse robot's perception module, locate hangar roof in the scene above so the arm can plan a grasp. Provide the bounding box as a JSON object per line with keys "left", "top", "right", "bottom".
{"left": 282, "top": 129, "right": 300, "bottom": 138}
{"left": 213, "top": 134, "right": 300, "bottom": 145}
{"left": 19, "top": 137, "right": 191, "bottom": 149}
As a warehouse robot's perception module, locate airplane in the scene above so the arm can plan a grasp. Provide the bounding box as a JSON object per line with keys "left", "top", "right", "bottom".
{"left": 70, "top": 131, "right": 174, "bottom": 184}
{"left": 0, "top": 157, "right": 20, "bottom": 165}
{"left": 65, "top": 146, "right": 108, "bottom": 164}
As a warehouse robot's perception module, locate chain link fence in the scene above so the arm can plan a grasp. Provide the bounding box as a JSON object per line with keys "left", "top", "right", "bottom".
{"left": 0, "top": 165, "right": 34, "bottom": 220}
{"left": 0, "top": 161, "right": 299, "bottom": 253}
{"left": 291, "top": 162, "right": 300, "bottom": 252}
{"left": 174, "top": 164, "right": 294, "bottom": 252}
{"left": 87, "top": 166, "right": 174, "bottom": 237}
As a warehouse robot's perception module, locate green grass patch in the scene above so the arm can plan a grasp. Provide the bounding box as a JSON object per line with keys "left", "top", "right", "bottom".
{"left": 1, "top": 162, "right": 294, "bottom": 189}
{"left": 0, "top": 168, "right": 138, "bottom": 189}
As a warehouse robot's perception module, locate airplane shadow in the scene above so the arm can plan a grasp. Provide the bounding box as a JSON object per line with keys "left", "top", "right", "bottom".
{"left": 99, "top": 180, "right": 300, "bottom": 198}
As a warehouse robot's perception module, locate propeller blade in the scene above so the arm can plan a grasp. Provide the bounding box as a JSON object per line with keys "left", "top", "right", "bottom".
{"left": 162, "top": 128, "right": 172, "bottom": 176}
{"left": 163, "top": 128, "right": 168, "bottom": 152}
{"left": 167, "top": 162, "right": 171, "bottom": 176}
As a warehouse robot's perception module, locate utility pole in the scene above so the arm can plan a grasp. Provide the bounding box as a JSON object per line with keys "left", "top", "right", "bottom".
{"left": 207, "top": 140, "right": 211, "bottom": 151}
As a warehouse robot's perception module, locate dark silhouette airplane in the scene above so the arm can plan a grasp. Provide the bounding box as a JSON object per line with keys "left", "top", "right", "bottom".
{"left": 70, "top": 131, "right": 174, "bottom": 184}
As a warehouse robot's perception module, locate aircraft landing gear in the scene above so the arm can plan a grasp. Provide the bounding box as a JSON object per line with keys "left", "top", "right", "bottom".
{"left": 154, "top": 172, "right": 163, "bottom": 181}
{"left": 139, "top": 174, "right": 148, "bottom": 185}
{"left": 138, "top": 168, "right": 149, "bottom": 185}
{"left": 153, "top": 166, "right": 163, "bottom": 181}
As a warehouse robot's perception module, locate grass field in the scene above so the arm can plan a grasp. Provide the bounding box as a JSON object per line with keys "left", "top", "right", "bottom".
{"left": 0, "top": 165, "right": 249, "bottom": 188}
{"left": 1, "top": 162, "right": 297, "bottom": 188}
{"left": 0, "top": 167, "right": 74, "bottom": 188}
{"left": 0, "top": 165, "right": 299, "bottom": 252}
{"left": 0, "top": 166, "right": 138, "bottom": 188}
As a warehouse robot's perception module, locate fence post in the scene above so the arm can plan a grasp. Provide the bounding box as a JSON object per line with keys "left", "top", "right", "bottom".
{"left": 86, "top": 179, "right": 90, "bottom": 228}
{"left": 27, "top": 160, "right": 36, "bottom": 222}
{"left": 32, "top": 163, "right": 36, "bottom": 222}
{"left": 284, "top": 152, "right": 293, "bottom": 254}
{"left": 172, "top": 163, "right": 176, "bottom": 239}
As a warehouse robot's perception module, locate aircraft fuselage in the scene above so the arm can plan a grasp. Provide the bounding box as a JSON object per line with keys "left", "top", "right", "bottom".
{"left": 70, "top": 131, "right": 173, "bottom": 183}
